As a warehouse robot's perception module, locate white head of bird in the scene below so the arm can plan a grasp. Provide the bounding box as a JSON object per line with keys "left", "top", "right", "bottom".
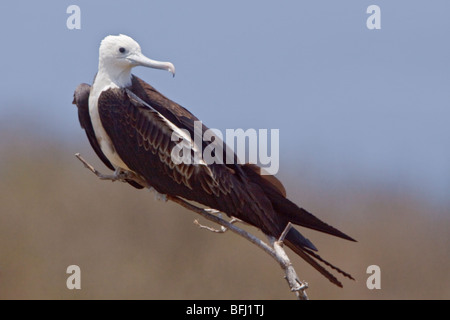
{"left": 97, "top": 34, "right": 175, "bottom": 88}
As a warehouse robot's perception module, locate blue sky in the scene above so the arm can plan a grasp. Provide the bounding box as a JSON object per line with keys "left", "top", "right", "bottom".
{"left": 1, "top": 1, "right": 449, "bottom": 204}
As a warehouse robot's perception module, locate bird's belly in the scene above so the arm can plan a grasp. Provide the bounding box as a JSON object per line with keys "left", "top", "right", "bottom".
{"left": 89, "top": 86, "right": 131, "bottom": 171}
{"left": 97, "top": 133, "right": 131, "bottom": 171}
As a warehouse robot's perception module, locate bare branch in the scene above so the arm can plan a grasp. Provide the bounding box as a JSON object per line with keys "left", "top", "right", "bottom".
{"left": 278, "top": 222, "right": 293, "bottom": 243}
{"left": 194, "top": 219, "right": 227, "bottom": 233}
{"left": 270, "top": 237, "right": 308, "bottom": 299}
{"left": 194, "top": 216, "right": 240, "bottom": 233}
{"left": 75, "top": 153, "right": 309, "bottom": 300}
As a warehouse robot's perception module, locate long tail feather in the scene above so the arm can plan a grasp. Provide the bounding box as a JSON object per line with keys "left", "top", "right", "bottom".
{"left": 240, "top": 164, "right": 356, "bottom": 241}
{"left": 285, "top": 230, "right": 343, "bottom": 287}
{"left": 302, "top": 247, "right": 355, "bottom": 281}
{"left": 285, "top": 228, "right": 355, "bottom": 287}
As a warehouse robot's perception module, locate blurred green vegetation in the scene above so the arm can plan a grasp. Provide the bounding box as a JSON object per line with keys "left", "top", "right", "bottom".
{"left": 0, "top": 131, "right": 448, "bottom": 300}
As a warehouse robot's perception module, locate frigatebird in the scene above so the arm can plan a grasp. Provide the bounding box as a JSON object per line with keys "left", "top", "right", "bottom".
{"left": 73, "top": 34, "right": 355, "bottom": 287}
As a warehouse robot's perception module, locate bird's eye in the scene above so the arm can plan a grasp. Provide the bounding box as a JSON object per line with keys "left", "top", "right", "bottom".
{"left": 119, "top": 47, "right": 126, "bottom": 53}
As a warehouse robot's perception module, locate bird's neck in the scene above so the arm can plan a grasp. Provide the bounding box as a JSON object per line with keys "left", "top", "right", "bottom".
{"left": 95, "top": 63, "right": 133, "bottom": 89}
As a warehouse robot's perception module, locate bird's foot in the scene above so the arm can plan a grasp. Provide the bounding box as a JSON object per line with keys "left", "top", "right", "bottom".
{"left": 112, "top": 168, "right": 130, "bottom": 182}
{"left": 148, "top": 187, "right": 168, "bottom": 202}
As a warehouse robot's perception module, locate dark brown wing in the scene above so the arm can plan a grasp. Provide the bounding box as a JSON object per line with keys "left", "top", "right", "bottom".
{"left": 97, "top": 87, "right": 290, "bottom": 238}
{"left": 72, "top": 83, "right": 143, "bottom": 189}
{"left": 114, "top": 76, "right": 354, "bottom": 239}
{"left": 130, "top": 75, "right": 242, "bottom": 168}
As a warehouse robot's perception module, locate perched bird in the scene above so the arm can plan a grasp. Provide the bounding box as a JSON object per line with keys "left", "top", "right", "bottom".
{"left": 73, "top": 34, "right": 355, "bottom": 287}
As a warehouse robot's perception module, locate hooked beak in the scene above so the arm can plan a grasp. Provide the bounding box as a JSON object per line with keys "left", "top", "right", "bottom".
{"left": 127, "top": 52, "right": 175, "bottom": 77}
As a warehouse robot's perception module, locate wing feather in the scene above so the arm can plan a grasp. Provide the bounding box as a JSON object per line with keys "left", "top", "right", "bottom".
{"left": 97, "top": 87, "right": 234, "bottom": 198}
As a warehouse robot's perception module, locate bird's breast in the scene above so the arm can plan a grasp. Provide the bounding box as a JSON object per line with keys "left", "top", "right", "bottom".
{"left": 89, "top": 82, "right": 131, "bottom": 171}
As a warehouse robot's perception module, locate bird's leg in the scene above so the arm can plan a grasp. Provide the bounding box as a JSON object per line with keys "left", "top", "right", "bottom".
{"left": 112, "top": 167, "right": 129, "bottom": 182}
{"left": 77, "top": 152, "right": 168, "bottom": 201}
{"left": 75, "top": 153, "right": 122, "bottom": 182}
{"left": 148, "top": 187, "right": 168, "bottom": 202}
{"left": 76, "top": 153, "right": 151, "bottom": 187}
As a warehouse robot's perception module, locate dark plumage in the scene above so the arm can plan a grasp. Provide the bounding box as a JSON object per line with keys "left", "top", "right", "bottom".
{"left": 73, "top": 75, "right": 356, "bottom": 287}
